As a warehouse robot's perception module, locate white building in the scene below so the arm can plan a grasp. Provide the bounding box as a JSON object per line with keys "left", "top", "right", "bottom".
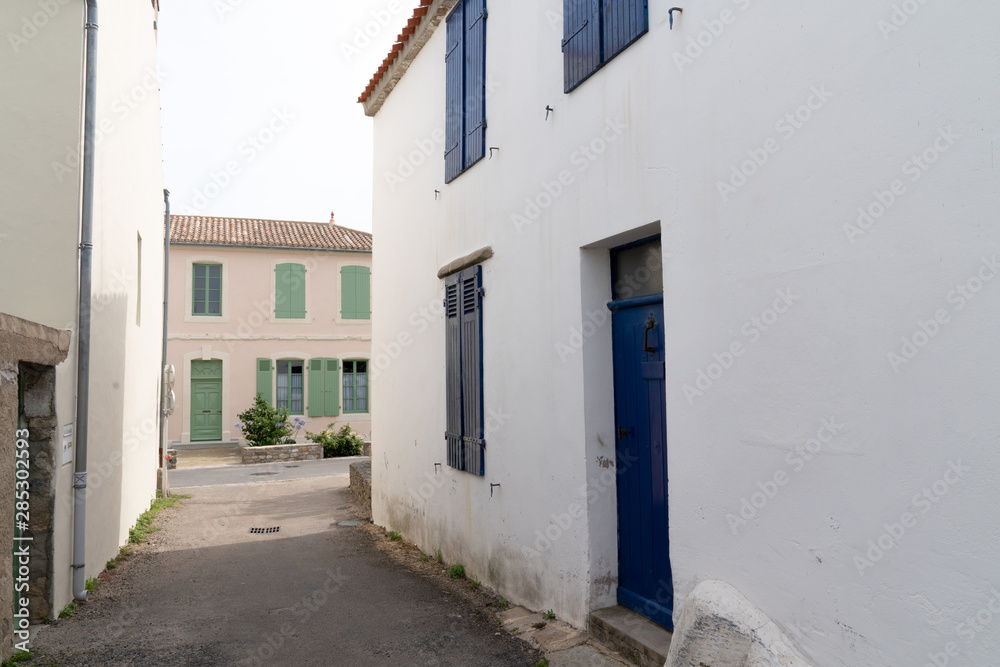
{"left": 0, "top": 1, "right": 165, "bottom": 656}
{"left": 361, "top": 0, "right": 1000, "bottom": 665}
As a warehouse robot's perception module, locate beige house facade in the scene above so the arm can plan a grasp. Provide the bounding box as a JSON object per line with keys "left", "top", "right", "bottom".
{"left": 0, "top": 0, "right": 165, "bottom": 657}
{"left": 166, "top": 216, "right": 373, "bottom": 447}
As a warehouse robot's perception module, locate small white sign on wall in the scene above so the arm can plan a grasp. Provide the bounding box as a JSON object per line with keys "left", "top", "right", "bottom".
{"left": 62, "top": 424, "right": 73, "bottom": 465}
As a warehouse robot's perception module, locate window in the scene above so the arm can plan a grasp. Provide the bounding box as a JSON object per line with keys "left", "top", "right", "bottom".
{"left": 445, "top": 0, "right": 487, "bottom": 183}
{"left": 562, "top": 0, "right": 648, "bottom": 93}
{"left": 275, "top": 263, "right": 306, "bottom": 319}
{"left": 275, "top": 360, "right": 304, "bottom": 414}
{"left": 308, "top": 358, "right": 341, "bottom": 417}
{"left": 341, "top": 266, "right": 371, "bottom": 320}
{"left": 342, "top": 361, "right": 368, "bottom": 414}
{"left": 192, "top": 263, "right": 222, "bottom": 316}
{"left": 445, "top": 265, "right": 484, "bottom": 475}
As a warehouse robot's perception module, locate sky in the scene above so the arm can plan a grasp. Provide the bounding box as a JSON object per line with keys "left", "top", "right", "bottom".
{"left": 157, "top": 0, "right": 412, "bottom": 233}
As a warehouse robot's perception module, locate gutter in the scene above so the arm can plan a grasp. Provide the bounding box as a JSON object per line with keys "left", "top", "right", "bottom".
{"left": 167, "top": 242, "right": 372, "bottom": 254}
{"left": 158, "top": 189, "right": 170, "bottom": 489}
{"left": 73, "top": 0, "right": 98, "bottom": 602}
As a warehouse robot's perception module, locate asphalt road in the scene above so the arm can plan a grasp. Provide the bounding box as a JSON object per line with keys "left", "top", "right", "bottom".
{"left": 27, "top": 467, "right": 542, "bottom": 666}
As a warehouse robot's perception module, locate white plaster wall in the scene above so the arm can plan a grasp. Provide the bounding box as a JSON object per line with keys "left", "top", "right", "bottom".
{"left": 0, "top": 0, "right": 165, "bottom": 613}
{"left": 371, "top": 0, "right": 1000, "bottom": 663}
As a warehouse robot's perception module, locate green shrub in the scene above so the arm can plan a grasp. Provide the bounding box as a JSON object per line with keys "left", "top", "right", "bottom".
{"left": 448, "top": 564, "right": 465, "bottom": 579}
{"left": 235, "top": 394, "right": 295, "bottom": 447}
{"left": 85, "top": 577, "right": 98, "bottom": 593}
{"left": 306, "top": 423, "right": 364, "bottom": 458}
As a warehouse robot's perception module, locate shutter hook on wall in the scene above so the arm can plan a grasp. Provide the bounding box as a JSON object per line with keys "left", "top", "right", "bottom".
{"left": 489, "top": 147, "right": 500, "bottom": 159}
{"left": 490, "top": 483, "right": 501, "bottom": 497}
{"left": 434, "top": 190, "right": 440, "bottom": 200}
{"left": 669, "top": 7, "right": 683, "bottom": 29}
{"left": 434, "top": 463, "right": 442, "bottom": 473}
{"left": 545, "top": 105, "right": 554, "bottom": 120}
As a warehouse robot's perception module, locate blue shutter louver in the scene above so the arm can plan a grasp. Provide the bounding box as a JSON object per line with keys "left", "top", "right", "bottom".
{"left": 445, "top": 3, "right": 465, "bottom": 183}
{"left": 459, "top": 266, "right": 484, "bottom": 476}
{"left": 603, "top": 0, "right": 648, "bottom": 62}
{"left": 562, "top": 0, "right": 601, "bottom": 93}
{"left": 464, "top": 0, "right": 487, "bottom": 170}
{"left": 445, "top": 276, "right": 464, "bottom": 470}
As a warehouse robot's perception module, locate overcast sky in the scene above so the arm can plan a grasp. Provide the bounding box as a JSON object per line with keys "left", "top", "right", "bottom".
{"left": 157, "top": 0, "right": 410, "bottom": 233}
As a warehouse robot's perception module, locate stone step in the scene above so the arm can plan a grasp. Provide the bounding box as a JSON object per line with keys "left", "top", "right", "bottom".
{"left": 589, "top": 606, "right": 673, "bottom": 667}
{"left": 171, "top": 440, "right": 240, "bottom": 450}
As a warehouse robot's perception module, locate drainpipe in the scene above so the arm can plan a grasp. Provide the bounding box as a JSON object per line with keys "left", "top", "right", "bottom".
{"left": 158, "top": 189, "right": 170, "bottom": 486}
{"left": 73, "top": 0, "right": 98, "bottom": 602}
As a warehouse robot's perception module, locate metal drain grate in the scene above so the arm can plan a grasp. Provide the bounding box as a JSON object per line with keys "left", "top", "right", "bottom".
{"left": 250, "top": 472, "right": 278, "bottom": 476}
{"left": 250, "top": 527, "right": 280, "bottom": 534}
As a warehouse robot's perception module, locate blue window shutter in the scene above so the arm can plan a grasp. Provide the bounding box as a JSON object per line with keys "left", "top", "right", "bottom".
{"left": 603, "top": 0, "right": 648, "bottom": 62}
{"left": 464, "top": 0, "right": 487, "bottom": 170}
{"left": 563, "top": 0, "right": 601, "bottom": 93}
{"left": 444, "top": 3, "right": 465, "bottom": 183}
{"left": 445, "top": 274, "right": 464, "bottom": 470}
{"left": 459, "top": 266, "right": 484, "bottom": 476}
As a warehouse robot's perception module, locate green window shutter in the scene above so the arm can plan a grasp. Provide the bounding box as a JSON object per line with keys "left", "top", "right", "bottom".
{"left": 342, "top": 266, "right": 358, "bottom": 319}
{"left": 276, "top": 263, "right": 306, "bottom": 319}
{"left": 324, "top": 358, "right": 340, "bottom": 417}
{"left": 193, "top": 264, "right": 206, "bottom": 315}
{"left": 308, "top": 358, "right": 324, "bottom": 417}
{"left": 357, "top": 267, "right": 371, "bottom": 319}
{"left": 256, "top": 358, "right": 273, "bottom": 404}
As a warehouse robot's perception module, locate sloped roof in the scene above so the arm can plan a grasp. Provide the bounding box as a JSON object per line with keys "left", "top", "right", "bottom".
{"left": 169, "top": 215, "right": 372, "bottom": 252}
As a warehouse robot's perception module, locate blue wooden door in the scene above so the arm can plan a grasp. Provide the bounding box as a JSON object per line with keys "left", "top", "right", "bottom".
{"left": 611, "top": 295, "right": 673, "bottom": 629}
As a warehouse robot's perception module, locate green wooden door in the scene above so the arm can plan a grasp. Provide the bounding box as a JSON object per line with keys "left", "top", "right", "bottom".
{"left": 190, "top": 361, "right": 223, "bottom": 442}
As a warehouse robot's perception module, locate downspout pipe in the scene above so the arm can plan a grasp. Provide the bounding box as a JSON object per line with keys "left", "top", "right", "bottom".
{"left": 158, "top": 190, "right": 170, "bottom": 482}
{"left": 73, "top": 0, "right": 98, "bottom": 602}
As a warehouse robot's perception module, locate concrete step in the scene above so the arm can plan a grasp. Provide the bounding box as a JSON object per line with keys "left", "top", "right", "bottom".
{"left": 171, "top": 440, "right": 240, "bottom": 450}
{"left": 590, "top": 606, "right": 672, "bottom": 667}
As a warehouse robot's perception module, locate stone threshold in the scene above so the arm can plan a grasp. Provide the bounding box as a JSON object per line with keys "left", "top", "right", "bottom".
{"left": 171, "top": 440, "right": 241, "bottom": 450}
{"left": 589, "top": 606, "right": 673, "bottom": 667}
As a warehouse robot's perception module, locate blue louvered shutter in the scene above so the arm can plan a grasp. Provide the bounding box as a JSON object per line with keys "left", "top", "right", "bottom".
{"left": 603, "top": 0, "right": 648, "bottom": 62}
{"left": 459, "top": 266, "right": 484, "bottom": 476}
{"left": 464, "top": 0, "right": 487, "bottom": 170}
{"left": 562, "top": 0, "right": 601, "bottom": 93}
{"left": 444, "top": 3, "right": 465, "bottom": 183}
{"left": 445, "top": 274, "right": 464, "bottom": 470}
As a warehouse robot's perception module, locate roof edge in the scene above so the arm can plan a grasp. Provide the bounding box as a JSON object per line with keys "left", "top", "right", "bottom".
{"left": 168, "top": 242, "right": 372, "bottom": 254}
{"left": 361, "top": 0, "right": 459, "bottom": 116}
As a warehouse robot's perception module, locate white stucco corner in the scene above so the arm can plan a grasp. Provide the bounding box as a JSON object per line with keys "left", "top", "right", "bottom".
{"left": 666, "top": 581, "right": 813, "bottom": 667}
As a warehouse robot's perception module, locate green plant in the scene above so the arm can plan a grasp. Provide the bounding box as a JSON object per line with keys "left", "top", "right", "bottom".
{"left": 85, "top": 577, "right": 98, "bottom": 593}
{"left": 389, "top": 531, "right": 402, "bottom": 541}
{"left": 543, "top": 609, "right": 556, "bottom": 621}
{"left": 448, "top": 564, "right": 465, "bottom": 579}
{"left": 306, "top": 423, "right": 364, "bottom": 458}
{"left": 106, "top": 558, "right": 117, "bottom": 570}
{"left": 469, "top": 575, "right": 480, "bottom": 590}
{"left": 58, "top": 601, "right": 79, "bottom": 618}
{"left": 1, "top": 650, "right": 33, "bottom": 666}
{"left": 419, "top": 552, "right": 430, "bottom": 562}
{"left": 235, "top": 394, "right": 294, "bottom": 447}
{"left": 495, "top": 598, "right": 510, "bottom": 610}
{"left": 128, "top": 493, "right": 188, "bottom": 545}
{"left": 530, "top": 659, "right": 549, "bottom": 667}
{"left": 435, "top": 549, "right": 443, "bottom": 563}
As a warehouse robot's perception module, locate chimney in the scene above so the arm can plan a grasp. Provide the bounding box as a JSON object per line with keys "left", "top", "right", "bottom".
{"left": 329, "top": 211, "right": 336, "bottom": 224}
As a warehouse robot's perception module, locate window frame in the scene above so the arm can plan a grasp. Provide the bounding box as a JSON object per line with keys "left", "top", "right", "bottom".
{"left": 444, "top": 265, "right": 485, "bottom": 476}
{"left": 185, "top": 256, "right": 229, "bottom": 322}
{"left": 342, "top": 360, "right": 369, "bottom": 414}
{"left": 275, "top": 359, "right": 305, "bottom": 415}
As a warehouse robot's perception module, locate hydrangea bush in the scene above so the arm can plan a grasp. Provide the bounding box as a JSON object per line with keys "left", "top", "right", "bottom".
{"left": 305, "top": 423, "right": 365, "bottom": 458}
{"left": 235, "top": 394, "right": 306, "bottom": 447}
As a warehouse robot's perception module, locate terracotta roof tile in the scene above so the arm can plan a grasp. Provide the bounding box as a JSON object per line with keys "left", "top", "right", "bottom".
{"left": 358, "top": 0, "right": 434, "bottom": 104}
{"left": 169, "top": 215, "right": 372, "bottom": 252}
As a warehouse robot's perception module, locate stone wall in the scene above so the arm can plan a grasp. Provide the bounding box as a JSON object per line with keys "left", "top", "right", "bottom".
{"left": 240, "top": 443, "right": 322, "bottom": 465}
{"left": 350, "top": 459, "right": 372, "bottom": 519}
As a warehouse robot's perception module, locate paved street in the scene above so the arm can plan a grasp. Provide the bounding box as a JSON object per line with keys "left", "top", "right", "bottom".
{"left": 27, "top": 464, "right": 543, "bottom": 666}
